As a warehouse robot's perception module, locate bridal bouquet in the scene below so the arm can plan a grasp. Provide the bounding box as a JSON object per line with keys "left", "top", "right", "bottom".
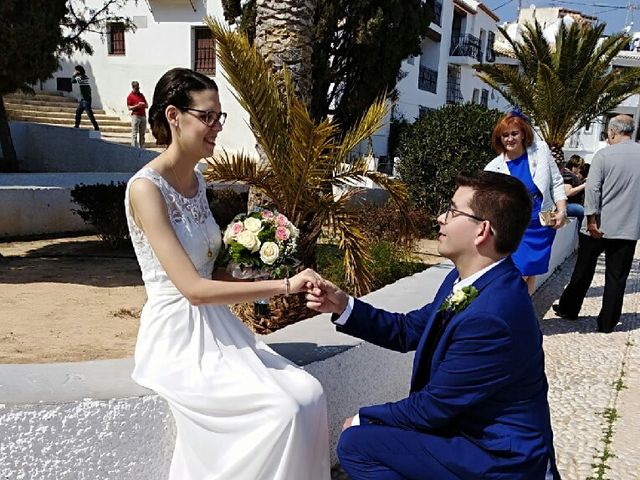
{"left": 222, "top": 208, "right": 301, "bottom": 281}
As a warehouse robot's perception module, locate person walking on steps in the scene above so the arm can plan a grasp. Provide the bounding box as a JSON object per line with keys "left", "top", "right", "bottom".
{"left": 71, "top": 65, "right": 100, "bottom": 131}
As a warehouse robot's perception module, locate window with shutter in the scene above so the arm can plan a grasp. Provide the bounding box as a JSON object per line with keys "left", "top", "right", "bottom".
{"left": 194, "top": 27, "right": 216, "bottom": 76}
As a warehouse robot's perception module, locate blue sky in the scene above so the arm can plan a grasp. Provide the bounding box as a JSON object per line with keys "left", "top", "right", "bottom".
{"left": 480, "top": 0, "right": 635, "bottom": 34}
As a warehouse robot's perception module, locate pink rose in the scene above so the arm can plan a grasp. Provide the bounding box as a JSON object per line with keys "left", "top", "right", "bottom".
{"left": 231, "top": 222, "right": 244, "bottom": 235}
{"left": 275, "top": 214, "right": 289, "bottom": 227}
{"left": 261, "top": 210, "right": 274, "bottom": 219}
{"left": 275, "top": 226, "right": 290, "bottom": 241}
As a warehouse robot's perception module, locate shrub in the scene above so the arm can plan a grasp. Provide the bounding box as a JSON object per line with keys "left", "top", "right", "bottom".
{"left": 316, "top": 240, "right": 428, "bottom": 294}
{"left": 357, "top": 201, "right": 431, "bottom": 246}
{"left": 206, "top": 188, "right": 248, "bottom": 230}
{"left": 70, "top": 182, "right": 129, "bottom": 249}
{"left": 396, "top": 103, "right": 502, "bottom": 235}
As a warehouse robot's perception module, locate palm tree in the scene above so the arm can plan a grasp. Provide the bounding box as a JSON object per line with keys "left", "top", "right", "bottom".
{"left": 474, "top": 20, "right": 640, "bottom": 163}
{"left": 205, "top": 19, "right": 413, "bottom": 295}
{"left": 254, "top": 0, "right": 315, "bottom": 104}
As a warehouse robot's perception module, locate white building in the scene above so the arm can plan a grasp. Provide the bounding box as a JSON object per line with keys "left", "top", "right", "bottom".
{"left": 41, "top": 0, "right": 257, "bottom": 157}
{"left": 395, "top": 0, "right": 510, "bottom": 120}
{"left": 361, "top": 0, "right": 511, "bottom": 167}
{"left": 40, "top": 0, "right": 508, "bottom": 166}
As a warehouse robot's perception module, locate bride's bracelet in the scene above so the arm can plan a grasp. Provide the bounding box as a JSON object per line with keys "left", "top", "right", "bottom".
{"left": 283, "top": 277, "right": 291, "bottom": 296}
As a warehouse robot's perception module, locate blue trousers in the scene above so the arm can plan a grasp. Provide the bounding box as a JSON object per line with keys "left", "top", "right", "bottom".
{"left": 337, "top": 424, "right": 554, "bottom": 479}
{"left": 566, "top": 203, "right": 584, "bottom": 226}
{"left": 75, "top": 99, "right": 100, "bottom": 130}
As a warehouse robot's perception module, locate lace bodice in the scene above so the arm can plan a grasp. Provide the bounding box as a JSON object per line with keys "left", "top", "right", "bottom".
{"left": 125, "top": 167, "right": 222, "bottom": 289}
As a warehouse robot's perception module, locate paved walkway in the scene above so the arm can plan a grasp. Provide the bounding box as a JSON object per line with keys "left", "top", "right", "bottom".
{"left": 332, "top": 245, "right": 640, "bottom": 480}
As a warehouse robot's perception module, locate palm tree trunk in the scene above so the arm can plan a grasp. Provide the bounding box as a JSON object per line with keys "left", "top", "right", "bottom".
{"left": 254, "top": 0, "right": 315, "bottom": 105}
{"left": 248, "top": 0, "right": 316, "bottom": 210}
{"left": 548, "top": 143, "right": 566, "bottom": 167}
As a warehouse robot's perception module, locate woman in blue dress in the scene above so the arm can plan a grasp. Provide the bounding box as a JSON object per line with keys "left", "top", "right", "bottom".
{"left": 485, "top": 110, "right": 567, "bottom": 294}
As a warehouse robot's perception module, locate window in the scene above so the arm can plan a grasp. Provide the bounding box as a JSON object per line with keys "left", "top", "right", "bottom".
{"left": 486, "top": 31, "right": 495, "bottom": 63}
{"left": 107, "top": 22, "right": 126, "bottom": 55}
{"left": 194, "top": 27, "right": 216, "bottom": 75}
{"left": 472, "top": 89, "right": 480, "bottom": 104}
{"left": 480, "top": 89, "right": 489, "bottom": 108}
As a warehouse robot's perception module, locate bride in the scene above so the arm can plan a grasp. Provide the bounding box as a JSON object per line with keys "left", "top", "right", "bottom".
{"left": 125, "top": 67, "right": 330, "bottom": 479}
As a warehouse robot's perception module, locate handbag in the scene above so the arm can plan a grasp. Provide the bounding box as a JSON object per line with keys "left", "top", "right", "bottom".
{"left": 539, "top": 209, "right": 569, "bottom": 227}
{"left": 538, "top": 209, "right": 556, "bottom": 226}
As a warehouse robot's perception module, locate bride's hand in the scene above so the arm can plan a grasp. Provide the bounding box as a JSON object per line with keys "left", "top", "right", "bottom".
{"left": 288, "top": 268, "right": 323, "bottom": 295}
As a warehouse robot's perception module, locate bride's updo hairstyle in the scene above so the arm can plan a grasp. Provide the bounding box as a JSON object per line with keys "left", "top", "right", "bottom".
{"left": 149, "top": 68, "right": 219, "bottom": 146}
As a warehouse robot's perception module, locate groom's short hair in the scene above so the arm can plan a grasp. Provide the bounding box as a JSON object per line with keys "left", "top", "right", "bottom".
{"left": 456, "top": 171, "right": 532, "bottom": 254}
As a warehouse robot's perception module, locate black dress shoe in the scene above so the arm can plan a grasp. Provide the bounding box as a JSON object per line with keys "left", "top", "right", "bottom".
{"left": 552, "top": 304, "right": 578, "bottom": 320}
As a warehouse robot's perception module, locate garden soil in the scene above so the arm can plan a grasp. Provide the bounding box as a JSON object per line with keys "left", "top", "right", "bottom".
{"left": 0, "top": 235, "right": 442, "bottom": 364}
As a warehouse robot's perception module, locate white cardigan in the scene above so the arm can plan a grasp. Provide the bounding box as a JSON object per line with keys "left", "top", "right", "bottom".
{"left": 484, "top": 140, "right": 567, "bottom": 212}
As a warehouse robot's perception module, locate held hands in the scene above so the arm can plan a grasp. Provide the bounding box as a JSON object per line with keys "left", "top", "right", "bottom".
{"left": 288, "top": 268, "right": 324, "bottom": 295}
{"left": 305, "top": 277, "right": 349, "bottom": 316}
{"left": 289, "top": 269, "right": 350, "bottom": 315}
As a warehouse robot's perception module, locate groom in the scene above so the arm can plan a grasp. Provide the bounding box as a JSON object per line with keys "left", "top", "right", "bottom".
{"left": 307, "top": 171, "right": 560, "bottom": 479}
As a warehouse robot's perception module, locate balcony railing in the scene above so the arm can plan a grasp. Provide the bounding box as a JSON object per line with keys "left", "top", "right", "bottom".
{"left": 418, "top": 66, "right": 438, "bottom": 93}
{"left": 450, "top": 33, "right": 482, "bottom": 62}
{"left": 432, "top": 0, "right": 442, "bottom": 27}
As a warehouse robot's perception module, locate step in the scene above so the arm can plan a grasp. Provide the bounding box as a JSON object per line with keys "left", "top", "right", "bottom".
{"left": 15, "top": 120, "right": 132, "bottom": 134}
{"left": 4, "top": 101, "right": 107, "bottom": 115}
{"left": 6, "top": 91, "right": 73, "bottom": 102}
{"left": 8, "top": 113, "right": 130, "bottom": 128}
{"left": 3, "top": 98, "right": 91, "bottom": 110}
{"left": 6, "top": 107, "right": 121, "bottom": 122}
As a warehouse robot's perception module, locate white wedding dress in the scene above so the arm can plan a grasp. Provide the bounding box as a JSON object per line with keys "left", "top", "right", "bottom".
{"left": 125, "top": 167, "right": 330, "bottom": 480}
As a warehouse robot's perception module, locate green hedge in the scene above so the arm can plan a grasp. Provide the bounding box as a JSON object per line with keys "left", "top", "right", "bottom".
{"left": 396, "top": 104, "right": 502, "bottom": 235}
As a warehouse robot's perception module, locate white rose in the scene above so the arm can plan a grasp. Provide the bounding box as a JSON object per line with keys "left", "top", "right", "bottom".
{"left": 236, "top": 230, "right": 261, "bottom": 253}
{"left": 259, "top": 242, "right": 280, "bottom": 265}
{"left": 287, "top": 224, "right": 299, "bottom": 239}
{"left": 243, "top": 217, "right": 263, "bottom": 233}
{"left": 223, "top": 226, "right": 235, "bottom": 245}
{"left": 450, "top": 289, "right": 467, "bottom": 306}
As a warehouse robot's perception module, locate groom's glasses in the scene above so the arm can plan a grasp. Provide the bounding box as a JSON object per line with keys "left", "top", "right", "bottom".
{"left": 443, "top": 206, "right": 494, "bottom": 235}
{"left": 178, "top": 107, "right": 227, "bottom": 127}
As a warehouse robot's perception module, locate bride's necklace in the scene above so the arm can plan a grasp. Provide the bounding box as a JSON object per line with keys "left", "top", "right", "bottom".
{"left": 169, "top": 162, "right": 213, "bottom": 258}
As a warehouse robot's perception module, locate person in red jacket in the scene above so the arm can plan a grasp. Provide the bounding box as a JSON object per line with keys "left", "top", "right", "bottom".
{"left": 127, "top": 81, "right": 148, "bottom": 148}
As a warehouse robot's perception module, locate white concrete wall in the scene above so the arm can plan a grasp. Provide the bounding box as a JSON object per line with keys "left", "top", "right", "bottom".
{"left": 11, "top": 122, "right": 157, "bottom": 173}
{"left": 40, "top": 0, "right": 258, "bottom": 158}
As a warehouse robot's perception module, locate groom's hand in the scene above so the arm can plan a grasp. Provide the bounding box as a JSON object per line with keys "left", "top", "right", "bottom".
{"left": 306, "top": 278, "right": 349, "bottom": 316}
{"left": 342, "top": 416, "right": 355, "bottom": 431}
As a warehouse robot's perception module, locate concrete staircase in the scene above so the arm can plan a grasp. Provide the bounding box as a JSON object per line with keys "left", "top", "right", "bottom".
{"left": 4, "top": 90, "right": 162, "bottom": 151}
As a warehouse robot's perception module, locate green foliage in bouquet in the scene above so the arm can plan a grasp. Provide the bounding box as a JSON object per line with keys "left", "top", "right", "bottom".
{"left": 205, "top": 19, "right": 415, "bottom": 295}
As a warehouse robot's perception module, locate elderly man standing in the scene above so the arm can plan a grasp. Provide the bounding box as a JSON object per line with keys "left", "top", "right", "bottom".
{"left": 554, "top": 115, "right": 640, "bottom": 333}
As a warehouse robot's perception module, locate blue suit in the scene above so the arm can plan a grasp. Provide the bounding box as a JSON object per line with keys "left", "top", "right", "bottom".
{"left": 336, "top": 258, "right": 560, "bottom": 480}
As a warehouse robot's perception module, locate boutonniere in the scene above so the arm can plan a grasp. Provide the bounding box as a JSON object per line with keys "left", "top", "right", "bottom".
{"left": 439, "top": 286, "right": 479, "bottom": 314}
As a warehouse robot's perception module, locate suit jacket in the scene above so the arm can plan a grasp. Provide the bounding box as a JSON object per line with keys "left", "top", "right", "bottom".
{"left": 582, "top": 139, "right": 640, "bottom": 240}
{"left": 485, "top": 140, "right": 567, "bottom": 213}
{"left": 337, "top": 258, "right": 560, "bottom": 479}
